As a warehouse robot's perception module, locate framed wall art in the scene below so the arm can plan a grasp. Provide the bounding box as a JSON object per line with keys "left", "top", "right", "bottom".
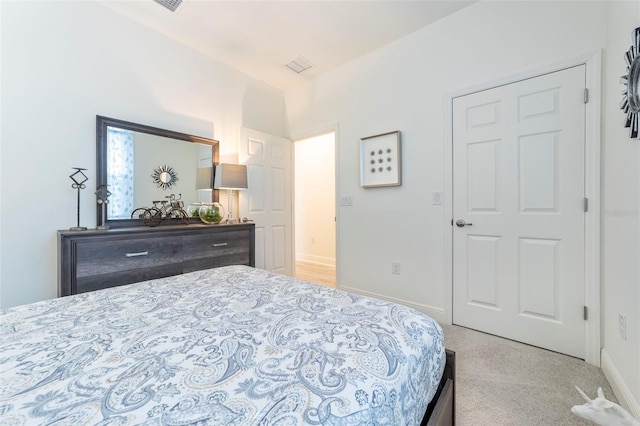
{"left": 360, "top": 130, "right": 401, "bottom": 188}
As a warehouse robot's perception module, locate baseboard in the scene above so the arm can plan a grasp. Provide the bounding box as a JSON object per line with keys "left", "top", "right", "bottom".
{"left": 601, "top": 348, "right": 640, "bottom": 420}
{"left": 340, "top": 285, "right": 446, "bottom": 324}
{"left": 295, "top": 254, "right": 336, "bottom": 267}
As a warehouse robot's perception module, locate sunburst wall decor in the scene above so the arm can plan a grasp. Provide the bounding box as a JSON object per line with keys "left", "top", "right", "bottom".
{"left": 151, "top": 165, "right": 178, "bottom": 190}
{"left": 621, "top": 27, "right": 640, "bottom": 139}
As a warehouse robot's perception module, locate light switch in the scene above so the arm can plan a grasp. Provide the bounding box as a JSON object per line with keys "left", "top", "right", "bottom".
{"left": 432, "top": 192, "right": 443, "bottom": 205}
{"left": 340, "top": 195, "right": 353, "bottom": 206}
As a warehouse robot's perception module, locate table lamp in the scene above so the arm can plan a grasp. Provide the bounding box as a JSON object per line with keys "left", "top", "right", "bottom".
{"left": 214, "top": 163, "right": 248, "bottom": 224}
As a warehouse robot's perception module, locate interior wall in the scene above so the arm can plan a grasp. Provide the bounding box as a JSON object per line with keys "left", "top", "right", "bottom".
{"left": 601, "top": 0, "right": 640, "bottom": 415}
{"left": 0, "top": 0, "right": 286, "bottom": 309}
{"left": 286, "top": 0, "right": 639, "bottom": 414}
{"left": 294, "top": 133, "right": 336, "bottom": 266}
{"left": 286, "top": 0, "right": 607, "bottom": 319}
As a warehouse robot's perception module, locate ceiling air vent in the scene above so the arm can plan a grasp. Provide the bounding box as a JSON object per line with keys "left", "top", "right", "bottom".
{"left": 286, "top": 56, "right": 313, "bottom": 74}
{"left": 153, "top": 0, "right": 183, "bottom": 12}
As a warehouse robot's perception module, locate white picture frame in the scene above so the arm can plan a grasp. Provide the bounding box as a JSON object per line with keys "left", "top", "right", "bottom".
{"left": 360, "top": 131, "right": 401, "bottom": 188}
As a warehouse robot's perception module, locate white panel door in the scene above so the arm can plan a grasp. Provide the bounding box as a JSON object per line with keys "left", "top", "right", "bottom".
{"left": 453, "top": 65, "right": 586, "bottom": 358}
{"left": 239, "top": 128, "right": 292, "bottom": 276}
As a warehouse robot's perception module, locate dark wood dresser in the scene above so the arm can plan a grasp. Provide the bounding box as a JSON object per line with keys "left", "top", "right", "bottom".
{"left": 58, "top": 223, "right": 255, "bottom": 297}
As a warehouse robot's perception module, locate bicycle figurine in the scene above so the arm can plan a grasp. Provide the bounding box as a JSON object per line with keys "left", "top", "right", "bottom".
{"left": 131, "top": 193, "right": 189, "bottom": 227}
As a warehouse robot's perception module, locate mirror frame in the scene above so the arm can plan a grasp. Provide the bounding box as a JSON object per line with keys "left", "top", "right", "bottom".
{"left": 96, "top": 115, "right": 219, "bottom": 228}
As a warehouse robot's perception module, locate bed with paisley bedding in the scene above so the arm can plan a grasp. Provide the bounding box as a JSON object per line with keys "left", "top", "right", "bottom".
{"left": 0, "top": 265, "right": 454, "bottom": 425}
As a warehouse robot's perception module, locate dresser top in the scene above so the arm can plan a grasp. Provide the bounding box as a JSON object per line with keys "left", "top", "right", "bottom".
{"left": 58, "top": 223, "right": 254, "bottom": 237}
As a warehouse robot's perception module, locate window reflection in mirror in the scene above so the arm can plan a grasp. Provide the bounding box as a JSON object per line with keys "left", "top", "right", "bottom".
{"left": 107, "top": 127, "right": 134, "bottom": 219}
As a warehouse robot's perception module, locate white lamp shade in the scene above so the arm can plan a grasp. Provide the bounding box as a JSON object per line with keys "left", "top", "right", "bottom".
{"left": 214, "top": 164, "right": 248, "bottom": 190}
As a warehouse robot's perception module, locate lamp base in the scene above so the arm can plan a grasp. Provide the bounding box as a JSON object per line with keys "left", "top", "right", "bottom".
{"left": 69, "top": 226, "right": 87, "bottom": 231}
{"left": 226, "top": 189, "right": 236, "bottom": 224}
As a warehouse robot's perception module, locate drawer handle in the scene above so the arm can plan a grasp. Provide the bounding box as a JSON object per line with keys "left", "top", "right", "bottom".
{"left": 125, "top": 251, "right": 149, "bottom": 257}
{"left": 212, "top": 243, "right": 228, "bottom": 247}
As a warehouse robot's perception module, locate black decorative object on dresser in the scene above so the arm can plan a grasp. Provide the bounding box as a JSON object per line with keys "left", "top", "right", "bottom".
{"left": 58, "top": 223, "right": 255, "bottom": 296}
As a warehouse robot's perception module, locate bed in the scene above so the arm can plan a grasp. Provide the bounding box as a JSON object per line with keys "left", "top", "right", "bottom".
{"left": 0, "top": 265, "right": 454, "bottom": 425}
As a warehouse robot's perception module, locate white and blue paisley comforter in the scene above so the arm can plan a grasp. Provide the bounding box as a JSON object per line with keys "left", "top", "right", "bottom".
{"left": 0, "top": 265, "right": 445, "bottom": 425}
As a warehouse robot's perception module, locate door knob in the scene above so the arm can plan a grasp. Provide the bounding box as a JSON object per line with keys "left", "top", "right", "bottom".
{"left": 456, "top": 219, "right": 473, "bottom": 227}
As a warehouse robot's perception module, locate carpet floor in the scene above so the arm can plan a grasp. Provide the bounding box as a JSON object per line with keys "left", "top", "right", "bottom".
{"left": 441, "top": 324, "right": 616, "bottom": 426}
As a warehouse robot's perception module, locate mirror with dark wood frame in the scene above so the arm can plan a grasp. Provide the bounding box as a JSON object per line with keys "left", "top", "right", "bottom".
{"left": 96, "top": 115, "right": 219, "bottom": 228}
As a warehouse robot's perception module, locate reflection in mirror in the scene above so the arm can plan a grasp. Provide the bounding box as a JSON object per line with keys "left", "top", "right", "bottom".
{"left": 150, "top": 164, "right": 179, "bottom": 192}
{"left": 97, "top": 116, "right": 219, "bottom": 227}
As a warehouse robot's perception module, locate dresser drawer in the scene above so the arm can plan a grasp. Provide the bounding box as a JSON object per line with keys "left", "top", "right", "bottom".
{"left": 59, "top": 224, "right": 254, "bottom": 297}
{"left": 183, "top": 229, "right": 251, "bottom": 272}
{"left": 75, "top": 236, "right": 182, "bottom": 278}
{"left": 76, "top": 264, "right": 184, "bottom": 294}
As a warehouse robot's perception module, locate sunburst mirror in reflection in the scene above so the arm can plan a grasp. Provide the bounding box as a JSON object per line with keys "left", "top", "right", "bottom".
{"left": 152, "top": 164, "right": 178, "bottom": 190}
{"left": 621, "top": 27, "right": 640, "bottom": 139}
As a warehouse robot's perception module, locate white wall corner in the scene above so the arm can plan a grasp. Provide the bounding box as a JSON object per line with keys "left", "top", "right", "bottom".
{"left": 601, "top": 348, "right": 640, "bottom": 420}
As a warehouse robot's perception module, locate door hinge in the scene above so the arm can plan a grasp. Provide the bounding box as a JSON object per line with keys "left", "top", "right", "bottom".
{"left": 584, "top": 88, "right": 589, "bottom": 104}
{"left": 584, "top": 197, "right": 589, "bottom": 212}
{"left": 584, "top": 306, "right": 589, "bottom": 321}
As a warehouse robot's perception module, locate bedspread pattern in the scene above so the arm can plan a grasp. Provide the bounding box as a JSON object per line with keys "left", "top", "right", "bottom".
{"left": 0, "top": 265, "right": 445, "bottom": 425}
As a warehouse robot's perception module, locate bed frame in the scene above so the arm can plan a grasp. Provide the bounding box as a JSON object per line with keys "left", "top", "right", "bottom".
{"left": 421, "top": 349, "right": 456, "bottom": 426}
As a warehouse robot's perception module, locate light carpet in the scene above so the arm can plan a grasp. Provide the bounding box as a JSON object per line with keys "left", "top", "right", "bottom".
{"left": 441, "top": 324, "right": 616, "bottom": 426}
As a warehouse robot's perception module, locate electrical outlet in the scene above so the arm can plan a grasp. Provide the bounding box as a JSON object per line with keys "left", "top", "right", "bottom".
{"left": 392, "top": 261, "right": 400, "bottom": 275}
{"left": 340, "top": 196, "right": 353, "bottom": 206}
{"left": 619, "top": 314, "right": 627, "bottom": 341}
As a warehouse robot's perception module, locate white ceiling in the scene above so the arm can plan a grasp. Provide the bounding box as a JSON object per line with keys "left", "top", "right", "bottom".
{"left": 100, "top": 0, "right": 476, "bottom": 90}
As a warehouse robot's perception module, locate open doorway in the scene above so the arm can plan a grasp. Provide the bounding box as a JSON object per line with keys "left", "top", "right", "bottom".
{"left": 293, "top": 132, "right": 336, "bottom": 288}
